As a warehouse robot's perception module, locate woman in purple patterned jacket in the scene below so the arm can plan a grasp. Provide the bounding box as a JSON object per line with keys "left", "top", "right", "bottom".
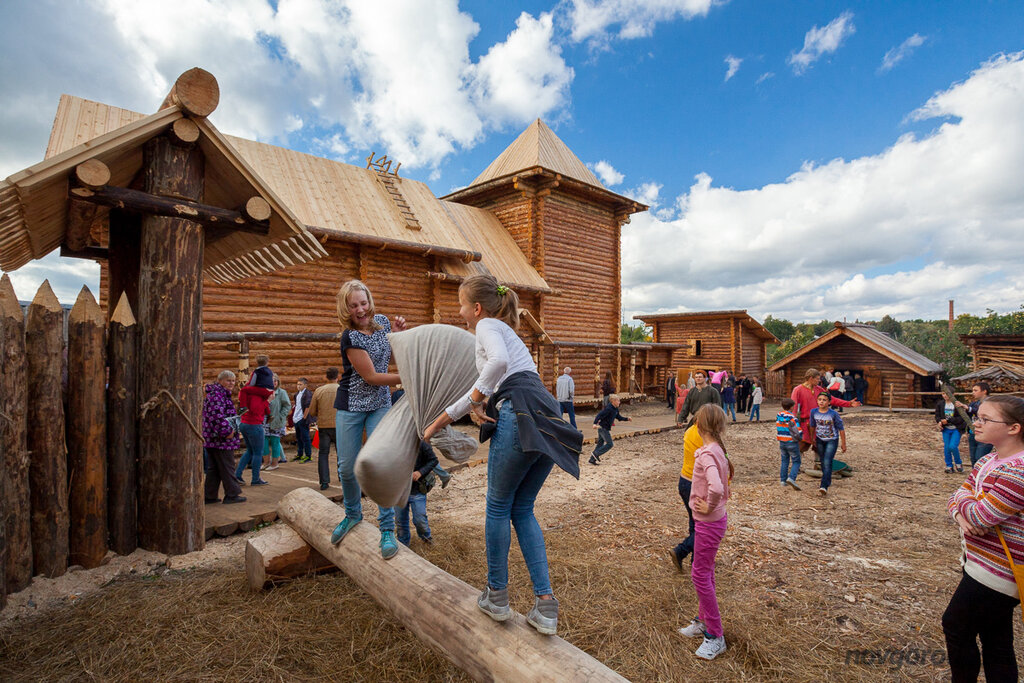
{"left": 203, "top": 370, "right": 246, "bottom": 504}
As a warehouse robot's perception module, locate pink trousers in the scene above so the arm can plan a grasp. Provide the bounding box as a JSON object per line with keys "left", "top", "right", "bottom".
{"left": 691, "top": 514, "right": 727, "bottom": 638}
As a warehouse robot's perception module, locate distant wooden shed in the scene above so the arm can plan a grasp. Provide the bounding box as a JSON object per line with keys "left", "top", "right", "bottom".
{"left": 632, "top": 310, "right": 779, "bottom": 388}
{"left": 954, "top": 334, "right": 1024, "bottom": 392}
{"left": 767, "top": 322, "right": 943, "bottom": 407}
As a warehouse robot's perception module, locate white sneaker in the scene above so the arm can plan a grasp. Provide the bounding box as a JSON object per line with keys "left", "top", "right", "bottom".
{"left": 786, "top": 478, "right": 801, "bottom": 491}
{"left": 678, "top": 618, "right": 706, "bottom": 638}
{"left": 780, "top": 481, "right": 787, "bottom": 487}
{"left": 695, "top": 635, "right": 727, "bottom": 660}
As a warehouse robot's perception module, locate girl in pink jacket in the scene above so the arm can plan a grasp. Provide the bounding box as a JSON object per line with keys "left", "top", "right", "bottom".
{"left": 678, "top": 403, "right": 732, "bottom": 660}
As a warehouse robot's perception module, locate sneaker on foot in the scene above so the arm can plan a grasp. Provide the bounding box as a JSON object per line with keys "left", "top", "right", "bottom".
{"left": 589, "top": 456, "right": 599, "bottom": 465}
{"left": 478, "top": 587, "right": 511, "bottom": 622}
{"left": 786, "top": 478, "right": 801, "bottom": 491}
{"left": 204, "top": 497, "right": 221, "bottom": 504}
{"left": 438, "top": 471, "right": 452, "bottom": 489}
{"left": 780, "top": 481, "right": 788, "bottom": 487}
{"left": 380, "top": 530, "right": 399, "bottom": 560}
{"left": 678, "top": 618, "right": 706, "bottom": 638}
{"left": 527, "top": 597, "right": 559, "bottom": 635}
{"left": 252, "top": 480, "right": 270, "bottom": 486}
{"left": 420, "top": 536, "right": 434, "bottom": 546}
{"left": 695, "top": 635, "right": 727, "bottom": 660}
{"left": 264, "top": 465, "right": 279, "bottom": 471}
{"left": 320, "top": 483, "right": 330, "bottom": 490}
{"left": 223, "top": 495, "right": 247, "bottom": 504}
{"left": 669, "top": 547, "right": 684, "bottom": 574}
{"left": 331, "top": 515, "right": 362, "bottom": 544}
{"left": 818, "top": 487, "right": 827, "bottom": 496}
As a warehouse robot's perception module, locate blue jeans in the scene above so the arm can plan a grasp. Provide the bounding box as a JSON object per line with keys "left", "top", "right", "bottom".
{"left": 780, "top": 440, "right": 801, "bottom": 482}
{"left": 748, "top": 404, "right": 761, "bottom": 421}
{"left": 673, "top": 476, "right": 695, "bottom": 559}
{"left": 235, "top": 423, "right": 266, "bottom": 484}
{"left": 336, "top": 407, "right": 395, "bottom": 531}
{"left": 816, "top": 438, "right": 838, "bottom": 490}
{"left": 294, "top": 418, "right": 312, "bottom": 458}
{"left": 559, "top": 401, "right": 577, "bottom": 428}
{"left": 486, "top": 401, "right": 555, "bottom": 595}
{"left": 397, "top": 491, "right": 431, "bottom": 545}
{"left": 968, "top": 433, "right": 993, "bottom": 466}
{"left": 943, "top": 428, "right": 963, "bottom": 467}
{"left": 594, "top": 427, "right": 614, "bottom": 457}
{"left": 724, "top": 401, "right": 736, "bottom": 421}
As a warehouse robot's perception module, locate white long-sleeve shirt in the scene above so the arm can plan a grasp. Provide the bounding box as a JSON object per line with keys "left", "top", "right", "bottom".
{"left": 446, "top": 317, "right": 537, "bottom": 420}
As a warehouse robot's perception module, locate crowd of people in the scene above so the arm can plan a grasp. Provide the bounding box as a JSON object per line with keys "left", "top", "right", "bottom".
{"left": 200, "top": 279, "right": 1024, "bottom": 672}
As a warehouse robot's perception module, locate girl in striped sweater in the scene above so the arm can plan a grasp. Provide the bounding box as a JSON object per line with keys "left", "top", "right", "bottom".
{"left": 944, "top": 395, "right": 1024, "bottom": 682}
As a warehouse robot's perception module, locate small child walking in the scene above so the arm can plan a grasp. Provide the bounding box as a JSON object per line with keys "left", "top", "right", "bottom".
{"left": 678, "top": 404, "right": 732, "bottom": 660}
{"left": 748, "top": 380, "right": 763, "bottom": 422}
{"left": 591, "top": 394, "right": 631, "bottom": 465}
{"left": 808, "top": 393, "right": 846, "bottom": 495}
{"left": 397, "top": 440, "right": 439, "bottom": 547}
{"left": 776, "top": 398, "right": 802, "bottom": 490}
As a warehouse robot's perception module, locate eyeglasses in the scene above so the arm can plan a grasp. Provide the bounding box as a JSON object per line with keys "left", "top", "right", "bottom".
{"left": 973, "top": 416, "right": 1008, "bottom": 425}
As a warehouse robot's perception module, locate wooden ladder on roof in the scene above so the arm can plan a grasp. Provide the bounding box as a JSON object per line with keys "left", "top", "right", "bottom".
{"left": 367, "top": 153, "right": 420, "bottom": 231}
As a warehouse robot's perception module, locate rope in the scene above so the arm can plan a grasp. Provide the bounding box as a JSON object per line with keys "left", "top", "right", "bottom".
{"left": 140, "top": 389, "right": 204, "bottom": 442}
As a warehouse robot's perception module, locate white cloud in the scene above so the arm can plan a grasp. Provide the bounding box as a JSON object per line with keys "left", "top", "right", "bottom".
{"left": 756, "top": 71, "right": 775, "bottom": 84}
{"left": 628, "top": 181, "right": 661, "bottom": 207}
{"left": 567, "top": 0, "right": 720, "bottom": 45}
{"left": 788, "top": 11, "right": 856, "bottom": 75}
{"left": 623, "top": 53, "right": 1024, "bottom": 323}
{"left": 591, "top": 160, "right": 625, "bottom": 186}
{"left": 724, "top": 55, "right": 742, "bottom": 81}
{"left": 879, "top": 33, "right": 927, "bottom": 73}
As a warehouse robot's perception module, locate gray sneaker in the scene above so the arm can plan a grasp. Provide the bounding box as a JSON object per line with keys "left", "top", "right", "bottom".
{"left": 786, "top": 478, "right": 801, "bottom": 491}
{"left": 477, "top": 587, "right": 511, "bottom": 622}
{"left": 526, "top": 597, "right": 559, "bottom": 635}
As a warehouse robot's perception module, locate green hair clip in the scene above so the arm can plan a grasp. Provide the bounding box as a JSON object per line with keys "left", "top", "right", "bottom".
{"left": 496, "top": 284, "right": 509, "bottom": 296}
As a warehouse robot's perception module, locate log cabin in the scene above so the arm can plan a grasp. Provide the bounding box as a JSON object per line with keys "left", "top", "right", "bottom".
{"left": 15, "top": 87, "right": 674, "bottom": 401}
{"left": 953, "top": 334, "right": 1024, "bottom": 392}
{"left": 632, "top": 310, "right": 779, "bottom": 390}
{"left": 766, "top": 322, "right": 943, "bottom": 408}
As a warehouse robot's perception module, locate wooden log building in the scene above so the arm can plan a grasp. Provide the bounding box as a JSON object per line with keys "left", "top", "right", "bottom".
{"left": 953, "top": 334, "right": 1024, "bottom": 392}
{"left": 632, "top": 310, "right": 779, "bottom": 389}
{"left": 40, "top": 94, "right": 670, "bottom": 398}
{"left": 766, "top": 322, "right": 943, "bottom": 408}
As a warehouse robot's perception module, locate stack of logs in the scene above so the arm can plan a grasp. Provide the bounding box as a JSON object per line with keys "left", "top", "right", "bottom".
{"left": 0, "top": 276, "right": 139, "bottom": 608}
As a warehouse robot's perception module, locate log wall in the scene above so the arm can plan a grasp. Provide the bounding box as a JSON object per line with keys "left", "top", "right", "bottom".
{"left": 777, "top": 335, "right": 925, "bottom": 408}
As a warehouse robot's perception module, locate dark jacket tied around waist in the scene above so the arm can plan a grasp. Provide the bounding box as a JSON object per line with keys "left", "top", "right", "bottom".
{"left": 480, "top": 371, "right": 583, "bottom": 479}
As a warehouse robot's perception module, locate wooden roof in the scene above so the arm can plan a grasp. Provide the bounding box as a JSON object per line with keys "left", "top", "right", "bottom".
{"left": 633, "top": 309, "right": 780, "bottom": 343}
{"left": 767, "top": 322, "right": 943, "bottom": 375}
{"left": 1, "top": 94, "right": 327, "bottom": 282}
{"left": 469, "top": 119, "right": 604, "bottom": 189}
{"left": 38, "top": 96, "right": 548, "bottom": 293}
{"left": 959, "top": 334, "right": 1024, "bottom": 345}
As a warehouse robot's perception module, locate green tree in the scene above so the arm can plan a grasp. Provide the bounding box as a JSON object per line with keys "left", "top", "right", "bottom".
{"left": 620, "top": 323, "right": 652, "bottom": 343}
{"left": 763, "top": 314, "right": 796, "bottom": 342}
{"left": 875, "top": 314, "right": 902, "bottom": 338}
{"left": 952, "top": 306, "right": 1024, "bottom": 335}
{"left": 898, "top": 320, "right": 970, "bottom": 379}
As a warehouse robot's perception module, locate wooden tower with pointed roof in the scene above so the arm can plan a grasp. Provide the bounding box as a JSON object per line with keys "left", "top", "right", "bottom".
{"left": 444, "top": 120, "right": 646, "bottom": 345}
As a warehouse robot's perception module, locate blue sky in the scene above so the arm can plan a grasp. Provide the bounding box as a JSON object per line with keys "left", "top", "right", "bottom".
{"left": 2, "top": 0, "right": 1023, "bottom": 323}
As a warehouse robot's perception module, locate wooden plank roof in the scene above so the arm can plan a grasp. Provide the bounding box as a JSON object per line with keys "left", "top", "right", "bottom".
{"left": 469, "top": 119, "right": 604, "bottom": 189}
{"left": 1, "top": 94, "right": 327, "bottom": 282}
{"left": 633, "top": 309, "right": 780, "bottom": 343}
{"left": 767, "top": 322, "right": 943, "bottom": 375}
{"left": 38, "top": 95, "right": 548, "bottom": 293}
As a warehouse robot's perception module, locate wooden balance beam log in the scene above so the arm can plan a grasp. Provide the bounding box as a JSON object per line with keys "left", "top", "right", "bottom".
{"left": 245, "top": 524, "right": 337, "bottom": 590}
{"left": 278, "top": 487, "right": 627, "bottom": 683}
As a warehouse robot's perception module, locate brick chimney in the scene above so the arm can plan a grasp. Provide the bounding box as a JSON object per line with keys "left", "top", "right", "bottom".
{"left": 948, "top": 299, "right": 954, "bottom": 331}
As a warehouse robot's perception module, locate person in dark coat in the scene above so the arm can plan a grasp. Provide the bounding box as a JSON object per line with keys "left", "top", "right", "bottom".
{"left": 677, "top": 370, "right": 723, "bottom": 426}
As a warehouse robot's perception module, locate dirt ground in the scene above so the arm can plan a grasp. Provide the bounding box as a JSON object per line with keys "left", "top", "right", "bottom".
{"left": 2, "top": 401, "right": 1021, "bottom": 681}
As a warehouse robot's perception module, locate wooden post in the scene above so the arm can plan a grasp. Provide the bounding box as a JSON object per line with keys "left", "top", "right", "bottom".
{"left": 0, "top": 275, "right": 30, "bottom": 593}
{"left": 26, "top": 281, "right": 68, "bottom": 578}
{"left": 553, "top": 347, "right": 561, "bottom": 393}
{"left": 278, "top": 488, "right": 628, "bottom": 682}
{"left": 593, "top": 350, "right": 601, "bottom": 397}
{"left": 159, "top": 67, "right": 220, "bottom": 117}
{"left": 888, "top": 383, "right": 895, "bottom": 412}
{"left": 136, "top": 133, "right": 205, "bottom": 555}
{"left": 615, "top": 349, "right": 622, "bottom": 399}
{"left": 107, "top": 294, "right": 138, "bottom": 555}
{"left": 67, "top": 287, "right": 108, "bottom": 569}
{"left": 629, "top": 351, "right": 637, "bottom": 394}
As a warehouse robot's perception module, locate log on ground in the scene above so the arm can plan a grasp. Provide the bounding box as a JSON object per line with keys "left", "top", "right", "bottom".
{"left": 245, "top": 524, "right": 337, "bottom": 591}
{"left": 278, "top": 487, "right": 627, "bottom": 683}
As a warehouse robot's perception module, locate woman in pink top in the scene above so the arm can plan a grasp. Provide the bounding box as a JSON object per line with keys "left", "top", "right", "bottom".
{"left": 678, "top": 403, "right": 733, "bottom": 660}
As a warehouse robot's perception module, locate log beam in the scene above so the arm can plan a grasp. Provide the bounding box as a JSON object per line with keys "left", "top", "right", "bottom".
{"left": 159, "top": 67, "right": 220, "bottom": 118}
{"left": 70, "top": 184, "right": 270, "bottom": 235}
{"left": 278, "top": 487, "right": 628, "bottom": 682}
{"left": 60, "top": 245, "right": 109, "bottom": 261}
{"left": 67, "top": 287, "right": 107, "bottom": 569}
{"left": 107, "top": 294, "right": 138, "bottom": 555}
{"left": 26, "top": 280, "right": 68, "bottom": 578}
{"left": 0, "top": 275, "right": 30, "bottom": 594}
{"left": 136, "top": 135, "right": 205, "bottom": 555}
{"left": 107, "top": 209, "right": 141, "bottom": 314}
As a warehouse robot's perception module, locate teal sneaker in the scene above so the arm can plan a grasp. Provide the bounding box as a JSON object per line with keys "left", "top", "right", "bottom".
{"left": 331, "top": 515, "right": 362, "bottom": 545}
{"left": 380, "top": 530, "right": 399, "bottom": 559}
